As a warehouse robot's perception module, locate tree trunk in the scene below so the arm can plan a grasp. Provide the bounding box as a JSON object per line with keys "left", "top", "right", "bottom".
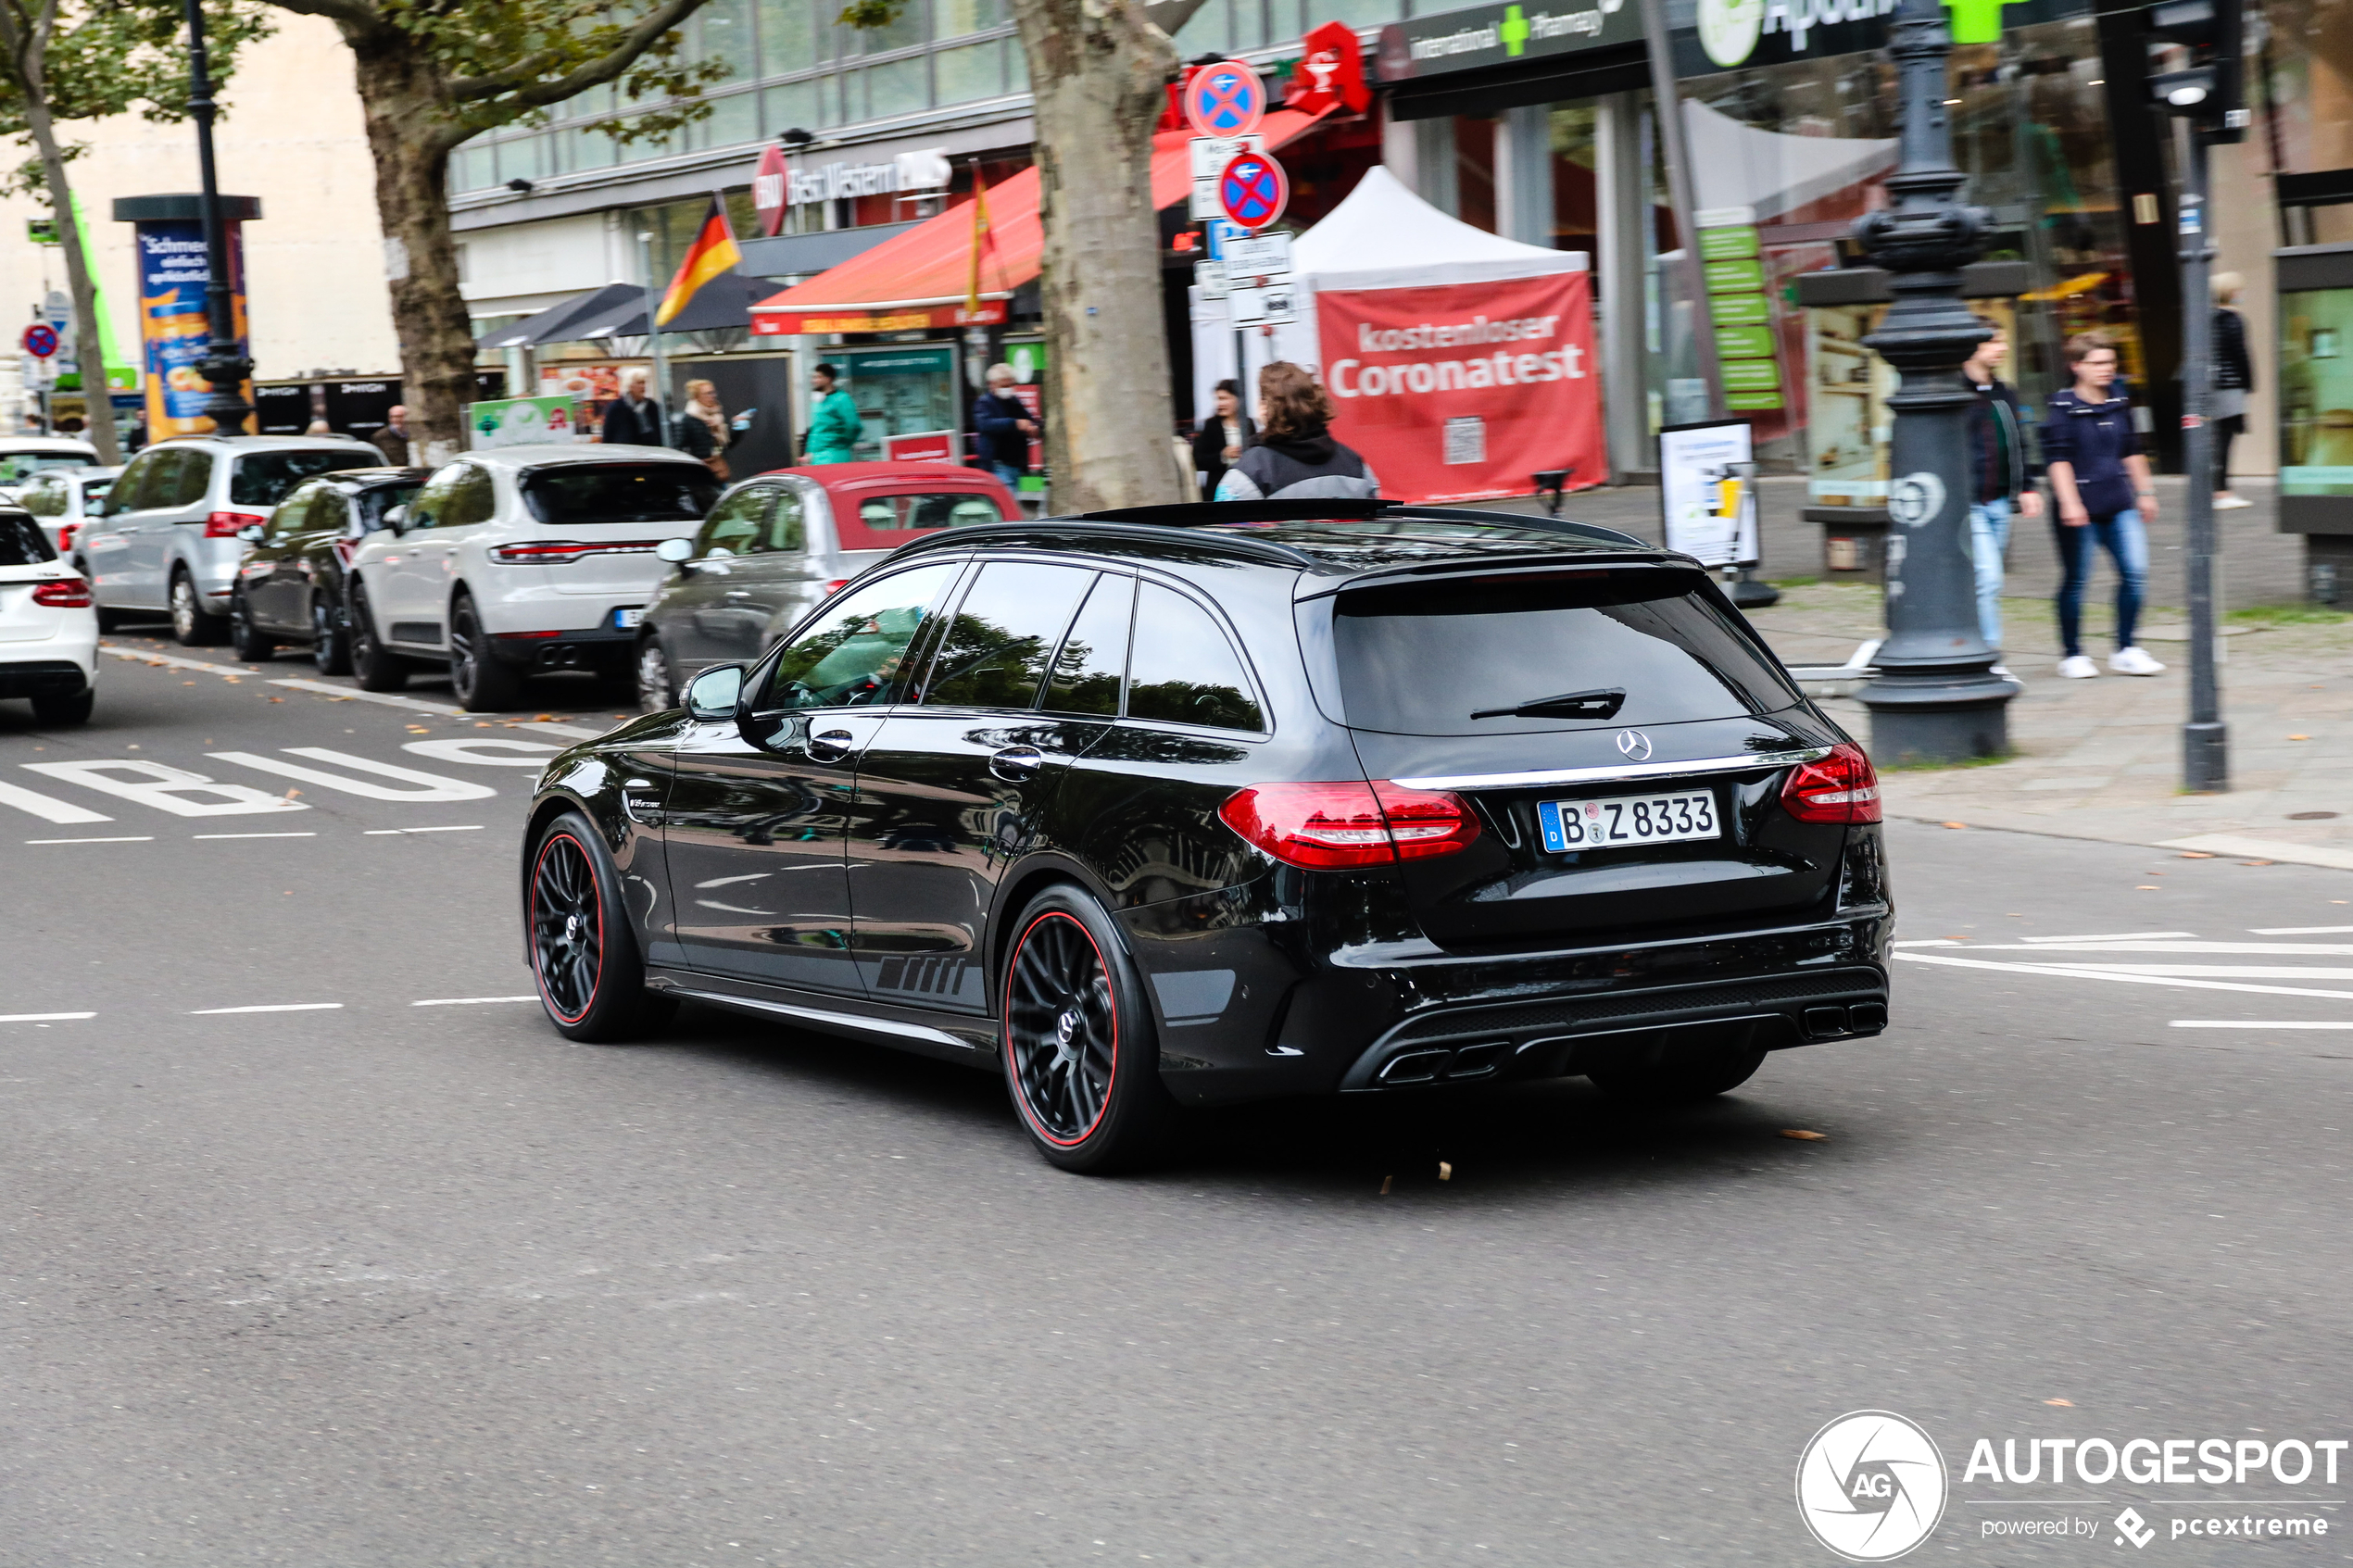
{"left": 346, "top": 29, "right": 472, "bottom": 466}
{"left": 21, "top": 94, "right": 120, "bottom": 463}
{"left": 1012, "top": 0, "right": 1182, "bottom": 511}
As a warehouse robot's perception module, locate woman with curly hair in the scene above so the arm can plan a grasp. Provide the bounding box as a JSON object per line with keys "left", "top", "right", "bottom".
{"left": 1214, "top": 361, "right": 1377, "bottom": 501}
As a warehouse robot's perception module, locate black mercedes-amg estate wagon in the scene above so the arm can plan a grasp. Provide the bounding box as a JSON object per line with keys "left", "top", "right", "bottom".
{"left": 520, "top": 502, "right": 1893, "bottom": 1172}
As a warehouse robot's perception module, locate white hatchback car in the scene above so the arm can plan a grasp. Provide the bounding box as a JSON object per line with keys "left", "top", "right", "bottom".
{"left": 344, "top": 444, "right": 723, "bottom": 711}
{"left": 0, "top": 507, "right": 98, "bottom": 725}
{"left": 19, "top": 466, "right": 118, "bottom": 557}
{"left": 0, "top": 436, "right": 101, "bottom": 505}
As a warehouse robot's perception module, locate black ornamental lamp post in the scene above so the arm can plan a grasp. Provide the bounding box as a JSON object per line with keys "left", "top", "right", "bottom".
{"left": 1852, "top": 0, "right": 2017, "bottom": 764}
{"left": 182, "top": 0, "right": 252, "bottom": 434}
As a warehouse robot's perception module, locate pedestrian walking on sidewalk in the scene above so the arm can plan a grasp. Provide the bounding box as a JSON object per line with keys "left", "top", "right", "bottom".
{"left": 1191, "top": 378, "right": 1255, "bottom": 499}
{"left": 1963, "top": 327, "right": 2042, "bottom": 658}
{"left": 804, "top": 363, "right": 862, "bottom": 466}
{"left": 2042, "top": 331, "right": 2165, "bottom": 680}
{"left": 971, "top": 364, "right": 1037, "bottom": 488}
{"left": 600, "top": 370, "right": 666, "bottom": 446}
{"left": 2211, "top": 273, "right": 2256, "bottom": 509}
{"left": 1214, "top": 362, "right": 1376, "bottom": 501}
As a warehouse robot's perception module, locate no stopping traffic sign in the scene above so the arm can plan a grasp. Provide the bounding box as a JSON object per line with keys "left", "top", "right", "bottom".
{"left": 1215, "top": 150, "right": 1289, "bottom": 232}
{"left": 1184, "top": 59, "right": 1266, "bottom": 139}
{"left": 21, "top": 322, "right": 57, "bottom": 358}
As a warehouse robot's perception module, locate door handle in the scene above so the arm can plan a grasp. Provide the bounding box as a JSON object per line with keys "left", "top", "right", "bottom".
{"left": 990, "top": 746, "right": 1044, "bottom": 782}
{"left": 724, "top": 589, "right": 753, "bottom": 600}
{"left": 806, "top": 728, "right": 857, "bottom": 761}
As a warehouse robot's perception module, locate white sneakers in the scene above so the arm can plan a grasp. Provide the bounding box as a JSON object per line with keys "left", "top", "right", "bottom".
{"left": 2058, "top": 648, "right": 2166, "bottom": 677}
{"left": 2213, "top": 494, "right": 2253, "bottom": 510}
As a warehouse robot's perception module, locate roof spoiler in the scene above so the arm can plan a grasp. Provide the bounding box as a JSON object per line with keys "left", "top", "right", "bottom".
{"left": 1076, "top": 498, "right": 1645, "bottom": 549}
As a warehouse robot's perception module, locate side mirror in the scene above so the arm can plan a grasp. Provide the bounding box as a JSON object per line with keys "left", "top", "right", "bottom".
{"left": 684, "top": 662, "right": 746, "bottom": 721}
{"left": 236, "top": 523, "right": 265, "bottom": 543}
{"left": 383, "top": 504, "right": 408, "bottom": 534}
{"left": 656, "top": 536, "right": 696, "bottom": 570}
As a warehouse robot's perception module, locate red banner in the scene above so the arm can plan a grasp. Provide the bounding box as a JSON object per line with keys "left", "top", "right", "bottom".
{"left": 1318, "top": 271, "right": 1601, "bottom": 505}
{"left": 751, "top": 299, "right": 1006, "bottom": 335}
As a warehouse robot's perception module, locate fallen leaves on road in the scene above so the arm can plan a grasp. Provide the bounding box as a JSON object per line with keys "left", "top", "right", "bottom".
{"left": 1942, "top": 822, "right": 1967, "bottom": 830}
{"left": 267, "top": 696, "right": 283, "bottom": 703}
{"left": 2178, "top": 850, "right": 2216, "bottom": 859}
{"left": 1438, "top": 1161, "right": 1453, "bottom": 1182}
{"left": 1780, "top": 1129, "right": 1828, "bottom": 1141}
{"left": 2241, "top": 859, "right": 2275, "bottom": 867}
{"left": 2289, "top": 734, "right": 2310, "bottom": 741}
{"left": 1379, "top": 1175, "right": 1392, "bottom": 1195}
{"left": 407, "top": 724, "right": 431, "bottom": 734}
{"left": 2045, "top": 1398, "right": 2074, "bottom": 1407}
{"left": 2136, "top": 884, "right": 2160, "bottom": 890}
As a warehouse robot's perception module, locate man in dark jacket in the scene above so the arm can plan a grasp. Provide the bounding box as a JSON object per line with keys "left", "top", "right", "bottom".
{"left": 2043, "top": 331, "right": 2163, "bottom": 679}
{"left": 1962, "top": 328, "right": 2042, "bottom": 656}
{"left": 370, "top": 405, "right": 411, "bottom": 466}
{"left": 600, "top": 370, "right": 666, "bottom": 446}
{"left": 971, "top": 363, "right": 1036, "bottom": 486}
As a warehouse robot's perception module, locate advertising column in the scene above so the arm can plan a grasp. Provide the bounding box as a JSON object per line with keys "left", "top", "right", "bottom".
{"left": 120, "top": 197, "right": 255, "bottom": 438}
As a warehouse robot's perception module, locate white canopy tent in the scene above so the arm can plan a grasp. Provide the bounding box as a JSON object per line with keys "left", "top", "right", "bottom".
{"left": 1189, "top": 166, "right": 1590, "bottom": 422}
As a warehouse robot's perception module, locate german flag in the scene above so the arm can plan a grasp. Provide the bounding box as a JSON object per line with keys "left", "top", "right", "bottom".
{"left": 654, "top": 196, "right": 742, "bottom": 328}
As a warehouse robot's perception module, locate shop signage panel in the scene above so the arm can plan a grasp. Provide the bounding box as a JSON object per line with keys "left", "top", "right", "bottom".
{"left": 1375, "top": 0, "right": 1644, "bottom": 82}
{"left": 1709, "top": 293, "right": 1771, "bottom": 327}
{"left": 1658, "top": 419, "right": 1759, "bottom": 567}
{"left": 467, "top": 395, "right": 585, "bottom": 449}
{"left": 1317, "top": 270, "right": 1602, "bottom": 505}
{"left": 884, "top": 429, "right": 959, "bottom": 462}
{"left": 1667, "top": 0, "right": 2085, "bottom": 76}
{"left": 752, "top": 299, "right": 1008, "bottom": 334}
{"left": 132, "top": 216, "right": 252, "bottom": 437}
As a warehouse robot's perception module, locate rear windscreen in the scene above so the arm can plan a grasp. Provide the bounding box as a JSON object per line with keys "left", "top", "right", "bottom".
{"left": 835, "top": 491, "right": 1012, "bottom": 551}
{"left": 1330, "top": 569, "right": 1801, "bottom": 736}
{"left": 230, "top": 450, "right": 378, "bottom": 507}
{"left": 523, "top": 463, "right": 723, "bottom": 526}
{"left": 0, "top": 513, "right": 57, "bottom": 566}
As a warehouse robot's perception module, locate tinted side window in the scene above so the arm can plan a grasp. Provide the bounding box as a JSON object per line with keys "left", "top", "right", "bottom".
{"left": 229, "top": 449, "right": 373, "bottom": 507}
{"left": 169, "top": 450, "right": 215, "bottom": 508}
{"left": 1126, "top": 583, "right": 1264, "bottom": 731}
{"left": 108, "top": 453, "right": 162, "bottom": 511}
{"left": 265, "top": 488, "right": 316, "bottom": 540}
{"left": 697, "top": 487, "right": 769, "bottom": 556}
{"left": 444, "top": 466, "right": 497, "bottom": 527}
{"left": 920, "top": 561, "right": 1095, "bottom": 711}
{"left": 0, "top": 513, "right": 56, "bottom": 565}
{"left": 1043, "top": 573, "right": 1131, "bottom": 716}
{"left": 760, "top": 562, "right": 960, "bottom": 712}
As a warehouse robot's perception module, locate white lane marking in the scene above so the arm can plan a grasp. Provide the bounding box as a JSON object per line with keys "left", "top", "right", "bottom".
{"left": 188, "top": 1002, "right": 345, "bottom": 1015}
{"left": 1891, "top": 938, "right": 1959, "bottom": 947}
{"left": 402, "top": 738, "right": 561, "bottom": 767}
{"left": 517, "top": 721, "right": 606, "bottom": 741}
{"left": 1952, "top": 941, "right": 2353, "bottom": 956}
{"left": 362, "top": 824, "right": 485, "bottom": 834}
{"left": 0, "top": 1011, "right": 96, "bottom": 1022}
{"left": 266, "top": 677, "right": 464, "bottom": 715}
{"left": 2252, "top": 925, "right": 2353, "bottom": 935}
{"left": 1894, "top": 949, "right": 2353, "bottom": 1002}
{"left": 2020, "top": 965, "right": 2353, "bottom": 979}
{"left": 2160, "top": 834, "right": 2353, "bottom": 871}
{"left": 2020, "top": 930, "right": 2197, "bottom": 944}
{"left": 411, "top": 996, "right": 537, "bottom": 1007}
{"left": 0, "top": 778, "right": 112, "bottom": 824}
{"left": 26, "top": 834, "right": 153, "bottom": 844}
{"left": 98, "top": 644, "right": 257, "bottom": 675}
{"left": 210, "top": 746, "right": 496, "bottom": 802}
{"left": 23, "top": 759, "right": 306, "bottom": 818}
{"left": 193, "top": 831, "right": 318, "bottom": 840}
{"left": 2171, "top": 1021, "right": 2353, "bottom": 1029}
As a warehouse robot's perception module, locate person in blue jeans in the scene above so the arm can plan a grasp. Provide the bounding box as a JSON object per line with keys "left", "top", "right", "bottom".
{"left": 970, "top": 363, "right": 1037, "bottom": 489}
{"left": 2040, "top": 331, "right": 2165, "bottom": 679}
{"left": 1962, "top": 327, "right": 2041, "bottom": 659}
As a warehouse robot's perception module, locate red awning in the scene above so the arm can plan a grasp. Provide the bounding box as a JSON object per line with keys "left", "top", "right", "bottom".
{"left": 750, "top": 106, "right": 1334, "bottom": 336}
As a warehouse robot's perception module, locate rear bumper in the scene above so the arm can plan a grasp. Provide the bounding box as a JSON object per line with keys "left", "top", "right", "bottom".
{"left": 0, "top": 659, "right": 93, "bottom": 698}
{"left": 487, "top": 624, "right": 635, "bottom": 670}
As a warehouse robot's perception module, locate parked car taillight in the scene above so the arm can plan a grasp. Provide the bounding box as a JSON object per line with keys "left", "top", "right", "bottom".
{"left": 55, "top": 522, "right": 76, "bottom": 553}
{"left": 31, "top": 578, "right": 93, "bottom": 608}
{"left": 1217, "top": 781, "right": 1481, "bottom": 870}
{"left": 1780, "top": 743, "right": 1882, "bottom": 823}
{"left": 487, "top": 540, "right": 665, "bottom": 565}
{"left": 205, "top": 510, "right": 265, "bottom": 538}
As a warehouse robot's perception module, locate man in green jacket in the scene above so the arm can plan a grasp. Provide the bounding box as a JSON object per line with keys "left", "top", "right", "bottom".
{"left": 804, "top": 362, "right": 862, "bottom": 465}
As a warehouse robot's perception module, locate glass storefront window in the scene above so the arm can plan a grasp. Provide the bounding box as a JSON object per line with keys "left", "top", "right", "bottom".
{"left": 936, "top": 40, "right": 1003, "bottom": 104}
{"left": 2280, "top": 282, "right": 2353, "bottom": 494}
{"left": 837, "top": 345, "right": 959, "bottom": 459}
{"left": 867, "top": 55, "right": 928, "bottom": 117}
{"left": 2262, "top": 0, "right": 2353, "bottom": 175}
{"left": 761, "top": 0, "right": 822, "bottom": 74}
{"left": 693, "top": 88, "right": 761, "bottom": 150}
{"left": 1173, "top": 0, "right": 1227, "bottom": 56}
{"left": 1004, "top": 36, "right": 1027, "bottom": 94}
{"left": 451, "top": 143, "right": 494, "bottom": 194}
{"left": 764, "top": 77, "right": 820, "bottom": 132}
{"left": 935, "top": 0, "right": 1001, "bottom": 39}
{"left": 851, "top": 0, "right": 926, "bottom": 55}
{"left": 698, "top": 0, "right": 755, "bottom": 78}
{"left": 569, "top": 125, "right": 619, "bottom": 172}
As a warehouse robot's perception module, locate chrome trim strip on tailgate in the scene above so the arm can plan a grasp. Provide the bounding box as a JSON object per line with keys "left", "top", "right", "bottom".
{"left": 1390, "top": 746, "right": 1831, "bottom": 792}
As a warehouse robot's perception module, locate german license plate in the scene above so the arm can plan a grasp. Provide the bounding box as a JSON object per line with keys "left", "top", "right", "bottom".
{"left": 611, "top": 606, "right": 645, "bottom": 629}
{"left": 1538, "top": 788, "right": 1719, "bottom": 851}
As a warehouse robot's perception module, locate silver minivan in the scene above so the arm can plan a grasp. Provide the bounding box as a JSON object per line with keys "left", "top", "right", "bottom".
{"left": 76, "top": 434, "right": 381, "bottom": 644}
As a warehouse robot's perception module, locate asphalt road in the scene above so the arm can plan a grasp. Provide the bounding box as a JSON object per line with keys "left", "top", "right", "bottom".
{"left": 5, "top": 637, "right": 2352, "bottom": 1566}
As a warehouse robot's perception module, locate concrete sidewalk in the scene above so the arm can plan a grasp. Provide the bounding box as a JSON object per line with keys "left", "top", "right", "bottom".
{"left": 1743, "top": 583, "right": 2353, "bottom": 872}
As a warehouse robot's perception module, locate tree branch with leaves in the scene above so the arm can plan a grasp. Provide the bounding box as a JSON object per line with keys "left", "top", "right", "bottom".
{"left": 263, "top": 0, "right": 724, "bottom": 458}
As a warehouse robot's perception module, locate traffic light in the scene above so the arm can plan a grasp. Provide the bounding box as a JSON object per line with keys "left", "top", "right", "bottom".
{"left": 2145, "top": 0, "right": 2246, "bottom": 142}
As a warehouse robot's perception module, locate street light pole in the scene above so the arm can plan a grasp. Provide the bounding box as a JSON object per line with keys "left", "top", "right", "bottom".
{"left": 182, "top": 0, "right": 251, "bottom": 434}
{"left": 1851, "top": 0, "right": 2016, "bottom": 765}
{"left": 2175, "top": 116, "right": 2227, "bottom": 791}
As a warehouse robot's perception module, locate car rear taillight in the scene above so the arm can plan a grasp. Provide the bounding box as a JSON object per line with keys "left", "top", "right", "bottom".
{"left": 1780, "top": 743, "right": 1882, "bottom": 823}
{"left": 205, "top": 510, "right": 264, "bottom": 537}
{"left": 56, "top": 522, "right": 76, "bottom": 553}
{"left": 1217, "top": 781, "right": 1481, "bottom": 870}
{"left": 31, "top": 578, "right": 93, "bottom": 608}
{"left": 488, "top": 540, "right": 663, "bottom": 565}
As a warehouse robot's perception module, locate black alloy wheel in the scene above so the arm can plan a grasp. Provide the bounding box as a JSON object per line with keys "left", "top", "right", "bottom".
{"left": 312, "top": 593, "right": 353, "bottom": 675}
{"left": 449, "top": 594, "right": 523, "bottom": 712}
{"left": 527, "top": 811, "right": 673, "bottom": 1043}
{"left": 170, "top": 570, "right": 228, "bottom": 646}
{"left": 1000, "top": 886, "right": 1175, "bottom": 1173}
{"left": 229, "top": 589, "right": 275, "bottom": 662}
{"left": 636, "top": 636, "right": 676, "bottom": 714}
{"left": 348, "top": 581, "right": 406, "bottom": 691}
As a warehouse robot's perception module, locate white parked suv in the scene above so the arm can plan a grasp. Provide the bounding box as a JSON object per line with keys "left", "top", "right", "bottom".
{"left": 74, "top": 433, "right": 382, "bottom": 645}
{"left": 19, "top": 466, "right": 118, "bottom": 556}
{"left": 0, "top": 506, "right": 98, "bottom": 724}
{"left": 343, "top": 445, "right": 723, "bottom": 711}
{"left": 0, "top": 435, "right": 101, "bottom": 505}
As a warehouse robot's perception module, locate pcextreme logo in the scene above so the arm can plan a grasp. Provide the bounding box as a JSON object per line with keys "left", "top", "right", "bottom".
{"left": 1797, "top": 1411, "right": 1950, "bottom": 1562}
